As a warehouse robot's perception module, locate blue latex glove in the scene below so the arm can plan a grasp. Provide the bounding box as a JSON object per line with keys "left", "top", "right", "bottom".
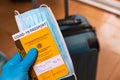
{"left": 0, "top": 48, "right": 38, "bottom": 80}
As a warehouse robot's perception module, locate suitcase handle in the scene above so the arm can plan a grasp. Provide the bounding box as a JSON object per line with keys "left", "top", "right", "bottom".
{"left": 58, "top": 18, "right": 81, "bottom": 26}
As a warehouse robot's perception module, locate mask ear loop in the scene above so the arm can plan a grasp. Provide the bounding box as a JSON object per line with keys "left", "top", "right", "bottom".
{"left": 38, "top": 4, "right": 49, "bottom": 22}
{"left": 14, "top": 10, "right": 27, "bottom": 31}
{"left": 32, "top": 0, "right": 48, "bottom": 8}
{"left": 14, "top": 10, "right": 20, "bottom": 15}
{"left": 40, "top": 4, "right": 48, "bottom": 8}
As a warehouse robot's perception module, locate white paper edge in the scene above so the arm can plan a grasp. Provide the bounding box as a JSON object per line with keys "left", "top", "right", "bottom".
{"left": 78, "top": 0, "right": 120, "bottom": 16}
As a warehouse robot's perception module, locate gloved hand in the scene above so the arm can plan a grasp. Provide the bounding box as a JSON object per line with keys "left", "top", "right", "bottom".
{"left": 0, "top": 48, "right": 38, "bottom": 80}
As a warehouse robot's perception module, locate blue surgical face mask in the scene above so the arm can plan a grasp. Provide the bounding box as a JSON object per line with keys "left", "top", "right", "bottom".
{"left": 15, "top": 4, "right": 77, "bottom": 80}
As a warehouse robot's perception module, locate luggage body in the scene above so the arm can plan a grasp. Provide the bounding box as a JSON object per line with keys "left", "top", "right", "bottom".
{"left": 58, "top": 14, "right": 99, "bottom": 80}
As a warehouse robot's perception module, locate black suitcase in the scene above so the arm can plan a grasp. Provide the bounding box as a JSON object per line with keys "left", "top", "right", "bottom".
{"left": 58, "top": 0, "right": 99, "bottom": 80}
{"left": 58, "top": 14, "right": 99, "bottom": 80}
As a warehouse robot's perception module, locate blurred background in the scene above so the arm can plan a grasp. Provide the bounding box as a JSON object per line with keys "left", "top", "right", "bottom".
{"left": 1, "top": 0, "right": 120, "bottom": 80}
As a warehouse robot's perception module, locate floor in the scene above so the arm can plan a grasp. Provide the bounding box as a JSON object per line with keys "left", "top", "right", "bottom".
{"left": 1, "top": 0, "right": 120, "bottom": 80}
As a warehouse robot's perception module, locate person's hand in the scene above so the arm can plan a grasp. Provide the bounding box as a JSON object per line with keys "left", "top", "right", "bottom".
{"left": 0, "top": 48, "right": 38, "bottom": 80}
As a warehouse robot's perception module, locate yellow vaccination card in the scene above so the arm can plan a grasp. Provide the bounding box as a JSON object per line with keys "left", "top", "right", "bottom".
{"left": 12, "top": 22, "right": 69, "bottom": 80}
